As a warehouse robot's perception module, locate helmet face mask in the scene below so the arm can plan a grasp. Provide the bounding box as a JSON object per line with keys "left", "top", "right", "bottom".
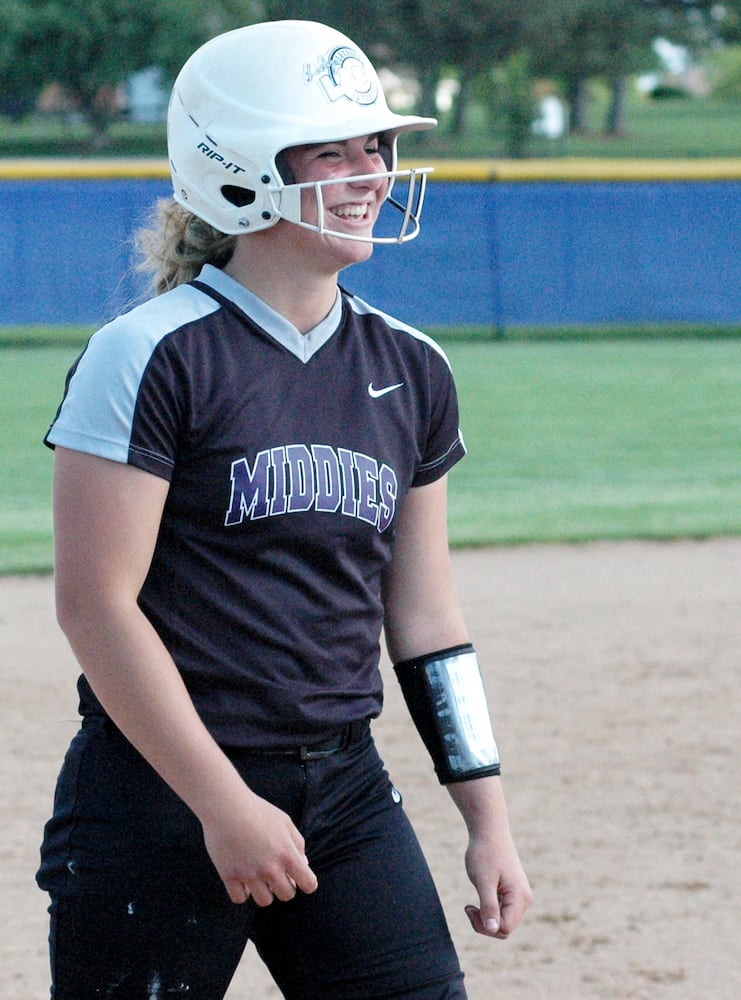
{"left": 167, "top": 20, "right": 436, "bottom": 242}
{"left": 266, "top": 166, "right": 432, "bottom": 244}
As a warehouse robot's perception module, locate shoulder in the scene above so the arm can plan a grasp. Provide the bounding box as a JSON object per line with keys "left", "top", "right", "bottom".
{"left": 342, "top": 290, "right": 453, "bottom": 371}
{"left": 47, "top": 282, "right": 226, "bottom": 463}
{"left": 87, "top": 282, "right": 222, "bottom": 365}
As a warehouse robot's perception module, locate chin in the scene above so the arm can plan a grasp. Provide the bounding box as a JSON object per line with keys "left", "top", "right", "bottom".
{"left": 327, "top": 234, "right": 374, "bottom": 268}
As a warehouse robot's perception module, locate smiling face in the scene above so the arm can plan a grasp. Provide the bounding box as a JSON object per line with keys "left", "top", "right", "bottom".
{"left": 279, "top": 134, "right": 389, "bottom": 266}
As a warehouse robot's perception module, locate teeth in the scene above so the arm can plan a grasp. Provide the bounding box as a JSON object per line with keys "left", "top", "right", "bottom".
{"left": 332, "top": 205, "right": 367, "bottom": 219}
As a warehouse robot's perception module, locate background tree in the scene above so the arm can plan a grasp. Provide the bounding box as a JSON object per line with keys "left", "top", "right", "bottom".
{"left": 0, "top": 1, "right": 35, "bottom": 118}
{"left": 149, "top": 0, "right": 263, "bottom": 80}
{"left": 489, "top": 51, "right": 538, "bottom": 157}
{"left": 2, "top": 0, "right": 258, "bottom": 147}
{"left": 1, "top": 1, "right": 735, "bottom": 156}
{"left": 597, "top": 2, "right": 661, "bottom": 135}
{"left": 528, "top": 0, "right": 661, "bottom": 135}
{"left": 716, "top": 0, "right": 741, "bottom": 43}
{"left": 260, "top": 0, "right": 385, "bottom": 43}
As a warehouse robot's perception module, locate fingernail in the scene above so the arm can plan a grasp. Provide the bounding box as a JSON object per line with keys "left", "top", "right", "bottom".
{"left": 484, "top": 918, "right": 499, "bottom": 933}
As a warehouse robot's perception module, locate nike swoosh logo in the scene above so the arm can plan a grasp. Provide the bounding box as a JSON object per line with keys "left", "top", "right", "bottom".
{"left": 368, "top": 381, "right": 405, "bottom": 398}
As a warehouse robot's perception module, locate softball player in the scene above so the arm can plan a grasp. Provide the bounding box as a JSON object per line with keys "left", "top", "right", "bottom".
{"left": 37, "top": 20, "right": 531, "bottom": 999}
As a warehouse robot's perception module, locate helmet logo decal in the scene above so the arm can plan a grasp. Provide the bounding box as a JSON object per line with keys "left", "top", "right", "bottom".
{"left": 304, "top": 46, "right": 378, "bottom": 106}
{"left": 196, "top": 141, "right": 246, "bottom": 176}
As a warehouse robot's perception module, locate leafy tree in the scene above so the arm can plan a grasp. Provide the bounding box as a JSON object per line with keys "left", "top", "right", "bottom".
{"left": 5, "top": 0, "right": 725, "bottom": 156}
{"left": 529, "top": 1, "right": 661, "bottom": 135}
{"left": 260, "top": 0, "right": 386, "bottom": 43}
{"left": 0, "top": 1, "right": 35, "bottom": 118}
{"left": 596, "top": 2, "right": 661, "bottom": 134}
{"left": 490, "top": 51, "right": 539, "bottom": 157}
{"left": 646, "top": 0, "right": 741, "bottom": 52}
{"left": 717, "top": 0, "right": 741, "bottom": 44}
{"left": 366, "top": 0, "right": 526, "bottom": 136}
{"left": 10, "top": 1, "right": 165, "bottom": 144}
{"left": 149, "top": 0, "right": 263, "bottom": 80}
{"left": 1, "top": 0, "right": 258, "bottom": 146}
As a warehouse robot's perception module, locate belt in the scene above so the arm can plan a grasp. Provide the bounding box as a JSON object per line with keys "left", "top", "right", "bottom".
{"left": 250, "top": 719, "right": 370, "bottom": 761}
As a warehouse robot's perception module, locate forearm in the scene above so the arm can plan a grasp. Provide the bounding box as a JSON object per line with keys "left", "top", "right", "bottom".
{"left": 447, "top": 774, "right": 533, "bottom": 937}
{"left": 59, "top": 596, "right": 318, "bottom": 904}
{"left": 446, "top": 774, "right": 511, "bottom": 838}
{"left": 51, "top": 449, "right": 317, "bottom": 905}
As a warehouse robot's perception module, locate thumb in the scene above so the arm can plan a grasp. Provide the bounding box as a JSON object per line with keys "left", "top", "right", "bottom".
{"left": 464, "top": 895, "right": 501, "bottom": 938}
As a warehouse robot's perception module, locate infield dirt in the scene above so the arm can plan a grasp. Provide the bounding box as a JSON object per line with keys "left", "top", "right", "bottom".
{"left": 2, "top": 538, "right": 739, "bottom": 999}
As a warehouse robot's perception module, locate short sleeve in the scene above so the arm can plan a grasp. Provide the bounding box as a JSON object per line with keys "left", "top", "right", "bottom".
{"left": 411, "top": 349, "right": 466, "bottom": 487}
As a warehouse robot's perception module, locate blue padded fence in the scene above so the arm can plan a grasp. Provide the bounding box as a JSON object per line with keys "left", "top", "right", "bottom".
{"left": 1, "top": 164, "right": 739, "bottom": 327}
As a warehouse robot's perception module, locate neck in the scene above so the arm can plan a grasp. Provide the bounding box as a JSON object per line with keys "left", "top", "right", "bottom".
{"left": 224, "top": 230, "right": 339, "bottom": 334}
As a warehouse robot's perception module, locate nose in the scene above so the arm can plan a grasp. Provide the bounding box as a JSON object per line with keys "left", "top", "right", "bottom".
{"left": 345, "top": 145, "right": 386, "bottom": 183}
{"left": 347, "top": 154, "right": 386, "bottom": 190}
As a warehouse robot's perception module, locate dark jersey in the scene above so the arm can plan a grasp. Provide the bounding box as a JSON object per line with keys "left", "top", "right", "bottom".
{"left": 45, "top": 265, "right": 466, "bottom": 747}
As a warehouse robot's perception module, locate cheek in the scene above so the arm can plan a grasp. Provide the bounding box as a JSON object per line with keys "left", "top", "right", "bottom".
{"left": 299, "top": 186, "right": 319, "bottom": 222}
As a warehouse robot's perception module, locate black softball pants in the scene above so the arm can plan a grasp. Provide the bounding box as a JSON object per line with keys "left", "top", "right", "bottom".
{"left": 37, "top": 716, "right": 466, "bottom": 999}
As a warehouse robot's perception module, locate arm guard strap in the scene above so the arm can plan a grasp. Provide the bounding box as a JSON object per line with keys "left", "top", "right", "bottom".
{"left": 394, "top": 643, "right": 501, "bottom": 784}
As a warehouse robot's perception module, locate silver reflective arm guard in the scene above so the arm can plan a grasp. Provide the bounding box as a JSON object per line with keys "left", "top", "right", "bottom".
{"left": 393, "top": 643, "right": 501, "bottom": 784}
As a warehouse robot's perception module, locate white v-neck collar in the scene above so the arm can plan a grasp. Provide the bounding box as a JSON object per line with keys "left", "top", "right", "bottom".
{"left": 197, "top": 265, "right": 342, "bottom": 363}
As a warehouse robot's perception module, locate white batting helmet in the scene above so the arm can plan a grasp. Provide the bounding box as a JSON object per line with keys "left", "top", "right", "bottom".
{"left": 167, "top": 20, "right": 437, "bottom": 242}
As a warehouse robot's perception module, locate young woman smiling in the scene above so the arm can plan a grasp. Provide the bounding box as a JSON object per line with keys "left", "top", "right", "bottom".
{"left": 37, "top": 20, "right": 531, "bottom": 1000}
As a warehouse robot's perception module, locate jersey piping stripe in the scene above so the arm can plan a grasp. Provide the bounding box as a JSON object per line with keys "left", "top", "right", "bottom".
{"left": 344, "top": 293, "right": 455, "bottom": 372}
{"left": 46, "top": 284, "right": 221, "bottom": 464}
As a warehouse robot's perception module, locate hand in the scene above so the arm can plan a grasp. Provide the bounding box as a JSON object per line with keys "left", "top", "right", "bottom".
{"left": 463, "top": 831, "right": 532, "bottom": 939}
{"left": 202, "top": 790, "right": 318, "bottom": 907}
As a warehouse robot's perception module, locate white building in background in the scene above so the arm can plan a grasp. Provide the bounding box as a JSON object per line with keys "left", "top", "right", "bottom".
{"left": 126, "top": 67, "right": 168, "bottom": 123}
{"left": 532, "top": 95, "right": 568, "bottom": 139}
{"left": 638, "top": 38, "right": 711, "bottom": 97}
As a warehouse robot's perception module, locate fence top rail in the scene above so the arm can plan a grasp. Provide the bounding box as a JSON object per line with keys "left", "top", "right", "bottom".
{"left": 1, "top": 157, "right": 740, "bottom": 182}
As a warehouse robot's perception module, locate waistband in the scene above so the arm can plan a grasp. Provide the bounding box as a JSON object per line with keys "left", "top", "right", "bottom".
{"left": 248, "top": 719, "right": 371, "bottom": 760}
{"left": 93, "top": 714, "right": 371, "bottom": 762}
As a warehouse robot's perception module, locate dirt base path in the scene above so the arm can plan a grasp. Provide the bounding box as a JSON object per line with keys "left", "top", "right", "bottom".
{"left": 2, "top": 538, "right": 739, "bottom": 999}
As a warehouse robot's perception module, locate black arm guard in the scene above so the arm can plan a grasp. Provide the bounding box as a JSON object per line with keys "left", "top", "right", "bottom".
{"left": 393, "top": 643, "right": 501, "bottom": 784}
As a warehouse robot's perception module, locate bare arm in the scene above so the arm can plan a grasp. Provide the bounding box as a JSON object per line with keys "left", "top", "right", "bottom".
{"left": 383, "top": 476, "right": 469, "bottom": 661}
{"left": 383, "top": 476, "right": 532, "bottom": 937}
{"left": 52, "top": 447, "right": 317, "bottom": 905}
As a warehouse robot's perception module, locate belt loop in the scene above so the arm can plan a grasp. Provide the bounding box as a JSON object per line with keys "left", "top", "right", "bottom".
{"left": 299, "top": 720, "right": 369, "bottom": 760}
{"left": 247, "top": 719, "right": 370, "bottom": 760}
{"left": 299, "top": 744, "right": 335, "bottom": 761}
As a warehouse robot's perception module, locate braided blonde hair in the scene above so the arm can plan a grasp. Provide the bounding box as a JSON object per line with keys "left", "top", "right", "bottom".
{"left": 136, "top": 198, "right": 237, "bottom": 296}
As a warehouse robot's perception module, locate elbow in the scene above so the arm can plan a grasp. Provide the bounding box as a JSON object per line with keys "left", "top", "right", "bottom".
{"left": 54, "top": 574, "right": 92, "bottom": 644}
{"left": 54, "top": 571, "right": 126, "bottom": 649}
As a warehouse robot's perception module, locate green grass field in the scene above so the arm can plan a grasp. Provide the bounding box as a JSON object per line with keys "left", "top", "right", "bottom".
{"left": 432, "top": 92, "right": 741, "bottom": 159}
{"left": 445, "top": 338, "right": 741, "bottom": 545}
{"left": 1, "top": 92, "right": 739, "bottom": 159}
{"left": 1, "top": 332, "right": 739, "bottom": 574}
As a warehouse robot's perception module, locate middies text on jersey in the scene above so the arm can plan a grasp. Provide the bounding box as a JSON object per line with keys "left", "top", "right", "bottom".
{"left": 225, "top": 443, "right": 398, "bottom": 533}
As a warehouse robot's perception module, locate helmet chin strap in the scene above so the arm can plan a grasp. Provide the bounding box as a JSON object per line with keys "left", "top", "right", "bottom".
{"left": 266, "top": 168, "right": 433, "bottom": 245}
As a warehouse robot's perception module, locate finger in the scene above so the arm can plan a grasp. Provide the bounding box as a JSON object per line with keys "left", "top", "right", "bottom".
{"left": 250, "top": 850, "right": 318, "bottom": 904}
{"left": 465, "top": 904, "right": 502, "bottom": 938}
{"left": 224, "top": 878, "right": 251, "bottom": 905}
{"left": 250, "top": 881, "right": 275, "bottom": 908}
{"left": 287, "top": 854, "right": 318, "bottom": 895}
{"left": 498, "top": 891, "right": 531, "bottom": 938}
{"left": 474, "top": 880, "right": 502, "bottom": 935}
{"left": 268, "top": 873, "right": 299, "bottom": 903}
